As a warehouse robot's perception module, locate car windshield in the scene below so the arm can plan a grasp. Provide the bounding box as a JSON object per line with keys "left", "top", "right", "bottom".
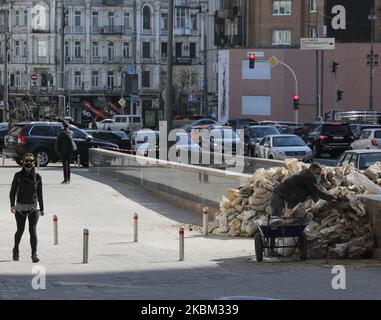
{"left": 273, "top": 136, "right": 306, "bottom": 147}
{"left": 250, "top": 127, "right": 279, "bottom": 137}
{"left": 322, "top": 124, "right": 350, "bottom": 135}
{"left": 359, "top": 153, "right": 381, "bottom": 170}
{"left": 211, "top": 129, "right": 238, "bottom": 139}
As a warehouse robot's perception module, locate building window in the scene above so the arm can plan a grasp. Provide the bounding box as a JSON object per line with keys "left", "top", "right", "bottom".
{"left": 37, "top": 41, "right": 47, "bottom": 57}
{"left": 161, "top": 13, "right": 168, "bottom": 30}
{"left": 142, "top": 71, "right": 150, "bottom": 87}
{"left": 190, "top": 43, "right": 196, "bottom": 58}
{"left": 92, "top": 41, "right": 99, "bottom": 57}
{"left": 74, "top": 10, "right": 81, "bottom": 27}
{"left": 74, "top": 71, "right": 81, "bottom": 87}
{"left": 15, "top": 10, "right": 20, "bottom": 26}
{"left": 309, "top": 26, "right": 317, "bottom": 38}
{"left": 74, "top": 41, "right": 81, "bottom": 57}
{"left": 142, "top": 42, "right": 151, "bottom": 58}
{"left": 175, "top": 42, "right": 182, "bottom": 57}
{"left": 92, "top": 71, "right": 99, "bottom": 87}
{"left": 23, "top": 41, "right": 27, "bottom": 57}
{"left": 124, "top": 12, "right": 130, "bottom": 29}
{"left": 309, "top": 0, "right": 317, "bottom": 12}
{"left": 143, "top": 6, "right": 151, "bottom": 30}
{"left": 108, "top": 12, "right": 115, "bottom": 28}
{"left": 191, "top": 13, "right": 197, "bottom": 31}
{"left": 161, "top": 42, "right": 167, "bottom": 58}
{"left": 123, "top": 42, "right": 130, "bottom": 58}
{"left": 92, "top": 11, "right": 99, "bottom": 28}
{"left": 176, "top": 8, "right": 187, "bottom": 28}
{"left": 108, "top": 42, "right": 115, "bottom": 62}
{"left": 24, "top": 10, "right": 28, "bottom": 26}
{"left": 272, "top": 30, "right": 291, "bottom": 45}
{"left": 65, "top": 41, "right": 69, "bottom": 58}
{"left": 272, "top": 1, "right": 292, "bottom": 16}
{"left": 15, "top": 71, "right": 21, "bottom": 87}
{"left": 15, "top": 41, "right": 20, "bottom": 56}
{"left": 107, "top": 71, "right": 114, "bottom": 89}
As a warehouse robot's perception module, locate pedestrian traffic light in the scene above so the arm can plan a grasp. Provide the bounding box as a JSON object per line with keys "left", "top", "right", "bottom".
{"left": 293, "top": 94, "right": 300, "bottom": 110}
{"left": 331, "top": 61, "right": 339, "bottom": 73}
{"left": 249, "top": 53, "right": 256, "bottom": 69}
{"left": 336, "top": 90, "right": 344, "bottom": 102}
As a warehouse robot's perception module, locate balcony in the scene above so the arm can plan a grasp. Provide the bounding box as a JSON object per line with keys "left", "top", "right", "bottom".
{"left": 103, "top": 56, "right": 123, "bottom": 64}
{"left": 12, "top": 57, "right": 28, "bottom": 64}
{"left": 12, "top": 26, "right": 29, "bottom": 34}
{"left": 65, "top": 26, "right": 85, "bottom": 34}
{"left": 141, "top": 28, "right": 154, "bottom": 36}
{"left": 91, "top": 26, "right": 124, "bottom": 35}
{"left": 32, "top": 28, "right": 50, "bottom": 34}
{"left": 65, "top": 56, "right": 86, "bottom": 64}
{"left": 91, "top": 56, "right": 102, "bottom": 64}
{"left": 141, "top": 57, "right": 155, "bottom": 64}
{"left": 215, "top": 34, "right": 243, "bottom": 48}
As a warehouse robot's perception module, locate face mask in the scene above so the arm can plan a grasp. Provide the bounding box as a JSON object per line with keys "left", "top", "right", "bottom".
{"left": 23, "top": 161, "right": 34, "bottom": 171}
{"left": 314, "top": 175, "right": 321, "bottom": 184}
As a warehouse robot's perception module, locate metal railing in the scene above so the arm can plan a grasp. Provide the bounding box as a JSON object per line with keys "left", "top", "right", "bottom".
{"left": 336, "top": 111, "right": 381, "bottom": 124}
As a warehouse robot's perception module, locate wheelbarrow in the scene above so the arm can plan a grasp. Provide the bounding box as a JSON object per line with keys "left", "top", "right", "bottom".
{"left": 254, "top": 215, "right": 308, "bottom": 262}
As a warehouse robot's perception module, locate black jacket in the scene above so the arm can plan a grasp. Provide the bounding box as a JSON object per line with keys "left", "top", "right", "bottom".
{"left": 10, "top": 169, "right": 44, "bottom": 212}
{"left": 273, "top": 170, "right": 334, "bottom": 209}
{"left": 55, "top": 129, "right": 77, "bottom": 156}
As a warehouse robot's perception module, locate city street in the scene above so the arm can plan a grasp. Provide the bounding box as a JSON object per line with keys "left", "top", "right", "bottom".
{"left": 0, "top": 160, "right": 381, "bottom": 300}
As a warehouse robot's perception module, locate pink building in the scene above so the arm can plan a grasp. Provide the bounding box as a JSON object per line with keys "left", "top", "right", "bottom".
{"left": 218, "top": 45, "right": 381, "bottom": 124}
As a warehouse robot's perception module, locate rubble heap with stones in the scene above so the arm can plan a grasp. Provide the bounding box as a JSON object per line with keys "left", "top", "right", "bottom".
{"left": 208, "top": 159, "right": 379, "bottom": 259}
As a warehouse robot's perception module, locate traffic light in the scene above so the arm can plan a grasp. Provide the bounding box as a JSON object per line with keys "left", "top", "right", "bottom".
{"left": 65, "top": 105, "right": 70, "bottom": 116}
{"left": 331, "top": 61, "right": 339, "bottom": 73}
{"left": 336, "top": 90, "right": 344, "bottom": 102}
{"left": 249, "top": 53, "right": 256, "bottom": 69}
{"left": 293, "top": 94, "right": 300, "bottom": 110}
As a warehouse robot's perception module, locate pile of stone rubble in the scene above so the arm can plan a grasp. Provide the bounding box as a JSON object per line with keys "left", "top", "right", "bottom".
{"left": 364, "top": 162, "right": 381, "bottom": 186}
{"left": 208, "top": 159, "right": 379, "bottom": 259}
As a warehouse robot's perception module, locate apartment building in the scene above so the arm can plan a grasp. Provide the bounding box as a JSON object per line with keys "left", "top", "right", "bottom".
{"left": 0, "top": 0, "right": 210, "bottom": 127}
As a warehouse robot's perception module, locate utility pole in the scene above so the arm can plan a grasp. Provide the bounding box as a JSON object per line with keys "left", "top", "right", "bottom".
{"left": 3, "top": 9, "right": 9, "bottom": 122}
{"left": 165, "top": 0, "right": 175, "bottom": 130}
{"left": 58, "top": 1, "right": 66, "bottom": 119}
{"left": 368, "top": 8, "right": 377, "bottom": 112}
{"left": 201, "top": 1, "right": 208, "bottom": 117}
{"left": 315, "top": 0, "right": 321, "bottom": 121}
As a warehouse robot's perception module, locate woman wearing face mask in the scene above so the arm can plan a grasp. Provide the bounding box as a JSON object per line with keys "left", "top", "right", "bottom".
{"left": 9, "top": 153, "right": 44, "bottom": 263}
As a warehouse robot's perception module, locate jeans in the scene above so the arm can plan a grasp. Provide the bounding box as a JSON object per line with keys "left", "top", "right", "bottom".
{"left": 269, "top": 192, "right": 285, "bottom": 217}
{"left": 61, "top": 155, "right": 72, "bottom": 181}
{"left": 14, "top": 210, "right": 39, "bottom": 255}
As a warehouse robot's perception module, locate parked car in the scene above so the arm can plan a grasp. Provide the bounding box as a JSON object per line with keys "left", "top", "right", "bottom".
{"left": 259, "top": 121, "right": 303, "bottom": 133}
{"left": 85, "top": 129, "right": 131, "bottom": 150}
{"left": 3, "top": 122, "right": 118, "bottom": 167}
{"left": 0, "top": 122, "right": 10, "bottom": 152}
{"left": 244, "top": 125, "right": 282, "bottom": 157}
{"left": 224, "top": 119, "right": 259, "bottom": 130}
{"left": 348, "top": 123, "right": 381, "bottom": 139}
{"left": 130, "top": 130, "right": 160, "bottom": 157}
{"left": 175, "top": 132, "right": 202, "bottom": 157}
{"left": 283, "top": 126, "right": 305, "bottom": 137}
{"left": 255, "top": 134, "right": 313, "bottom": 162}
{"left": 336, "top": 150, "right": 381, "bottom": 170}
{"left": 89, "top": 119, "right": 115, "bottom": 130}
{"left": 306, "top": 123, "right": 355, "bottom": 158}
{"left": 350, "top": 129, "right": 381, "bottom": 150}
{"left": 210, "top": 126, "right": 241, "bottom": 154}
{"left": 180, "top": 119, "right": 218, "bottom": 133}
{"left": 300, "top": 122, "right": 325, "bottom": 142}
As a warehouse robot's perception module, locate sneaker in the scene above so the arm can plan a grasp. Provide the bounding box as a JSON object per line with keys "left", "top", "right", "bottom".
{"left": 61, "top": 180, "right": 68, "bottom": 184}
{"left": 31, "top": 254, "right": 40, "bottom": 263}
{"left": 12, "top": 249, "right": 19, "bottom": 261}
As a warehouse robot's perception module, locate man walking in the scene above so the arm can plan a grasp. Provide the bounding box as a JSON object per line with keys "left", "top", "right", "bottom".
{"left": 55, "top": 121, "right": 77, "bottom": 184}
{"left": 269, "top": 163, "right": 336, "bottom": 217}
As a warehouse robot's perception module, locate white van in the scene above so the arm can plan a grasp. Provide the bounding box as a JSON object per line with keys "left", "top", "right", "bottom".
{"left": 111, "top": 115, "right": 143, "bottom": 132}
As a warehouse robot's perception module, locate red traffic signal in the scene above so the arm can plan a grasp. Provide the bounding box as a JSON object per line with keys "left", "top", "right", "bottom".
{"left": 249, "top": 53, "right": 256, "bottom": 69}
{"left": 293, "top": 94, "right": 300, "bottom": 109}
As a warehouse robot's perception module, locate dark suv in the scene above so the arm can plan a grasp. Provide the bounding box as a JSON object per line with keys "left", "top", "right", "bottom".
{"left": 306, "top": 123, "right": 355, "bottom": 158}
{"left": 3, "top": 122, "right": 118, "bottom": 167}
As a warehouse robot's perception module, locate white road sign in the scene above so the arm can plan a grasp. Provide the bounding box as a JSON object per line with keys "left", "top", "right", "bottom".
{"left": 300, "top": 38, "right": 335, "bottom": 50}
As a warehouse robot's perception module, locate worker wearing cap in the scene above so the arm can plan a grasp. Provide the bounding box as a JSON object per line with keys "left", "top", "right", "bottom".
{"left": 269, "top": 163, "right": 336, "bottom": 217}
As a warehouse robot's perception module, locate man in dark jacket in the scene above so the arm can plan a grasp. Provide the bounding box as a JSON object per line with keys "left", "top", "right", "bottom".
{"left": 55, "top": 121, "right": 77, "bottom": 184}
{"left": 10, "top": 153, "right": 44, "bottom": 263}
{"left": 269, "top": 163, "right": 336, "bottom": 217}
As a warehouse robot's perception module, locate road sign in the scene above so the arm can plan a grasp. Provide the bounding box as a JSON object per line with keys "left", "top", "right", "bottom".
{"left": 267, "top": 56, "right": 279, "bottom": 68}
{"left": 247, "top": 51, "right": 264, "bottom": 58}
{"left": 118, "top": 98, "right": 126, "bottom": 107}
{"left": 300, "top": 38, "right": 335, "bottom": 50}
{"left": 31, "top": 74, "right": 38, "bottom": 81}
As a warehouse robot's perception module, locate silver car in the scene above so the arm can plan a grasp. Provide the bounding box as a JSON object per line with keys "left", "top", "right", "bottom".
{"left": 255, "top": 134, "right": 313, "bottom": 162}
{"left": 350, "top": 129, "right": 381, "bottom": 150}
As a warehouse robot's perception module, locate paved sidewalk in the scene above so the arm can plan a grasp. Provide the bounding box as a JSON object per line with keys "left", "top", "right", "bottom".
{"left": 0, "top": 159, "right": 381, "bottom": 299}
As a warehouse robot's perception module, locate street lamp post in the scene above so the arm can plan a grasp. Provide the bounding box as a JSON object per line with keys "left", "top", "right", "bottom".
{"left": 368, "top": 8, "right": 377, "bottom": 112}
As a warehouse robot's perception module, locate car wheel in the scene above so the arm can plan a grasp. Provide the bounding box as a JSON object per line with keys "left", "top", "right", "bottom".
{"left": 34, "top": 149, "right": 50, "bottom": 167}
